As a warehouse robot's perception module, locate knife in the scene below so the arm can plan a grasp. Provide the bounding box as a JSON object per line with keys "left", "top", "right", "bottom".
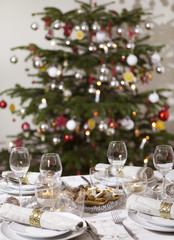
{"left": 85, "top": 221, "right": 100, "bottom": 240}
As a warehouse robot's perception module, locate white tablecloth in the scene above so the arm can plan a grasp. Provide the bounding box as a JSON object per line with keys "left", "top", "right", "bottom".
{"left": 0, "top": 175, "right": 174, "bottom": 240}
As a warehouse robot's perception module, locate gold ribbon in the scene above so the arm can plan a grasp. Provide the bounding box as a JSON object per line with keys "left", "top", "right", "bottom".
{"left": 22, "top": 172, "right": 30, "bottom": 185}
{"left": 159, "top": 202, "right": 173, "bottom": 219}
{"left": 29, "top": 209, "right": 44, "bottom": 228}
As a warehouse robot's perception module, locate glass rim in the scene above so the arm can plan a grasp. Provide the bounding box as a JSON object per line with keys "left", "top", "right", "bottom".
{"left": 42, "top": 153, "right": 60, "bottom": 157}
{"left": 11, "top": 147, "right": 28, "bottom": 151}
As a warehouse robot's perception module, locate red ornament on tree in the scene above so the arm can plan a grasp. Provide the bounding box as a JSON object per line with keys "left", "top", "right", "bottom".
{"left": 22, "top": 122, "right": 30, "bottom": 131}
{"left": 159, "top": 109, "right": 169, "bottom": 121}
{"left": 0, "top": 100, "right": 7, "bottom": 108}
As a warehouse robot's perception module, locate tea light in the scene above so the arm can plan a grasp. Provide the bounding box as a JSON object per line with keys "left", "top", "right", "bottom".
{"left": 123, "top": 180, "right": 145, "bottom": 196}
{"left": 36, "top": 187, "right": 59, "bottom": 207}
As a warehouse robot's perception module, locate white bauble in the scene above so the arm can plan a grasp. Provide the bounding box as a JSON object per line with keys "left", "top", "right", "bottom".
{"left": 47, "top": 66, "right": 58, "bottom": 78}
{"left": 121, "top": 118, "right": 134, "bottom": 130}
{"left": 66, "top": 119, "right": 76, "bottom": 131}
{"left": 126, "top": 54, "right": 138, "bottom": 66}
{"left": 151, "top": 52, "right": 161, "bottom": 64}
{"left": 96, "top": 31, "right": 106, "bottom": 42}
{"left": 149, "top": 92, "right": 159, "bottom": 103}
{"left": 63, "top": 89, "right": 72, "bottom": 98}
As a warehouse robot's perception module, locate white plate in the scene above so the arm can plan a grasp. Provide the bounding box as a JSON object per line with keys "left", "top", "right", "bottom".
{"left": 128, "top": 210, "right": 174, "bottom": 232}
{"left": 137, "top": 212, "right": 174, "bottom": 228}
{"left": 8, "top": 222, "right": 69, "bottom": 238}
{"left": 1, "top": 213, "right": 87, "bottom": 240}
{"left": 0, "top": 184, "right": 35, "bottom": 195}
{"left": 1, "top": 179, "right": 35, "bottom": 191}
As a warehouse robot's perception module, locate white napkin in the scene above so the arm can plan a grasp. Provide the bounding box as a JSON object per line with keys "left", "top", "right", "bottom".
{"left": 126, "top": 194, "right": 174, "bottom": 219}
{"left": 95, "top": 164, "right": 154, "bottom": 180}
{"left": 2, "top": 171, "right": 40, "bottom": 185}
{"left": 0, "top": 203, "right": 83, "bottom": 231}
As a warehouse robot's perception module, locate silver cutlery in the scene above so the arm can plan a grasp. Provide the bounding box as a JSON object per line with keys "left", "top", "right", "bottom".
{"left": 85, "top": 221, "right": 100, "bottom": 240}
{"left": 80, "top": 175, "right": 91, "bottom": 185}
{"left": 111, "top": 210, "right": 139, "bottom": 240}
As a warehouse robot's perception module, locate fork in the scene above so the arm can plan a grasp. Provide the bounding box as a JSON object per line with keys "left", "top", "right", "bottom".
{"left": 111, "top": 211, "right": 138, "bottom": 240}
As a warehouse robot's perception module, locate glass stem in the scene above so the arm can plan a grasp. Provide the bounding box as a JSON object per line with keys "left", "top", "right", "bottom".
{"left": 18, "top": 177, "right": 22, "bottom": 206}
{"left": 162, "top": 175, "right": 166, "bottom": 198}
{"left": 50, "top": 184, "right": 54, "bottom": 212}
{"left": 115, "top": 168, "right": 119, "bottom": 193}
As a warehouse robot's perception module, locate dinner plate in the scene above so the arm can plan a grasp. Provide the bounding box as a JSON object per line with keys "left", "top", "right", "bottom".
{"left": 8, "top": 222, "right": 70, "bottom": 238}
{"left": 1, "top": 179, "right": 35, "bottom": 191}
{"left": 128, "top": 210, "right": 174, "bottom": 232}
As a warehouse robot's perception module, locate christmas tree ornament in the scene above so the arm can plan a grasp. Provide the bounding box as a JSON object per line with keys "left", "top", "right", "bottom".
{"left": 88, "top": 84, "right": 96, "bottom": 94}
{"left": 148, "top": 91, "right": 159, "bottom": 103}
{"left": 81, "top": 22, "right": 89, "bottom": 32}
{"left": 39, "top": 121, "right": 49, "bottom": 133}
{"left": 0, "top": 100, "right": 7, "bottom": 108}
{"left": 55, "top": 114, "right": 68, "bottom": 128}
{"left": 126, "top": 54, "right": 138, "bottom": 66}
{"left": 53, "top": 20, "right": 61, "bottom": 30}
{"left": 135, "top": 128, "right": 140, "bottom": 137}
{"left": 52, "top": 135, "right": 61, "bottom": 146}
{"left": 115, "top": 64, "right": 123, "bottom": 74}
{"left": 87, "top": 118, "right": 96, "bottom": 130}
{"left": 134, "top": 25, "right": 141, "bottom": 35}
{"left": 58, "top": 82, "right": 64, "bottom": 91}
{"left": 151, "top": 52, "right": 161, "bottom": 64}
{"left": 106, "top": 127, "right": 115, "bottom": 136}
{"left": 21, "top": 122, "right": 30, "bottom": 131}
{"left": 63, "top": 89, "right": 72, "bottom": 99}
{"left": 64, "top": 134, "right": 73, "bottom": 142}
{"left": 145, "top": 21, "right": 154, "bottom": 30}
{"left": 17, "top": 108, "right": 25, "bottom": 116}
{"left": 121, "top": 117, "right": 134, "bottom": 130}
{"left": 109, "top": 77, "right": 119, "bottom": 87}
{"left": 156, "top": 120, "right": 165, "bottom": 130}
{"left": 65, "top": 40, "right": 71, "bottom": 45}
{"left": 91, "top": 21, "right": 100, "bottom": 32}
{"left": 40, "top": 64, "right": 46, "bottom": 72}
{"left": 50, "top": 39, "right": 57, "bottom": 46}
{"left": 47, "top": 66, "right": 58, "bottom": 78}
{"left": 156, "top": 64, "right": 165, "bottom": 73}
{"left": 74, "top": 25, "right": 80, "bottom": 31}
{"left": 96, "top": 31, "right": 106, "bottom": 42}
{"left": 33, "top": 57, "right": 43, "bottom": 68}
{"left": 123, "top": 71, "right": 134, "bottom": 82}
{"left": 100, "top": 64, "right": 109, "bottom": 75}
{"left": 117, "top": 27, "right": 124, "bottom": 36}
{"left": 159, "top": 109, "right": 169, "bottom": 121}
{"left": 76, "top": 30, "right": 84, "bottom": 40}
{"left": 126, "top": 42, "right": 135, "bottom": 50}
{"left": 75, "top": 8, "right": 84, "bottom": 14}
{"left": 31, "top": 22, "right": 39, "bottom": 30}
{"left": 9, "top": 103, "right": 15, "bottom": 113}
{"left": 75, "top": 71, "right": 83, "bottom": 79}
{"left": 98, "top": 121, "right": 107, "bottom": 132}
{"left": 107, "top": 41, "right": 117, "bottom": 49}
{"left": 99, "top": 75, "right": 108, "bottom": 82}
{"left": 10, "top": 55, "right": 18, "bottom": 64}
{"left": 88, "top": 43, "right": 97, "bottom": 52}
{"left": 66, "top": 119, "right": 76, "bottom": 131}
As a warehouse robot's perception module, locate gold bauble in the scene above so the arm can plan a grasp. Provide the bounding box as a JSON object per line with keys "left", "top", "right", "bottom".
{"left": 87, "top": 118, "right": 96, "bottom": 130}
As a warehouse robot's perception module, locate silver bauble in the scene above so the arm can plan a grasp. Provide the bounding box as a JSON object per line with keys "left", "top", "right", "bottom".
{"left": 126, "top": 42, "right": 135, "bottom": 50}
{"left": 75, "top": 71, "right": 83, "bottom": 79}
{"left": 98, "top": 121, "right": 107, "bottom": 132}
{"left": 33, "top": 57, "right": 43, "bottom": 68}
{"left": 31, "top": 22, "right": 39, "bottom": 30}
{"left": 40, "top": 122, "right": 49, "bottom": 133}
{"left": 52, "top": 135, "right": 61, "bottom": 146}
{"left": 92, "top": 21, "right": 101, "bottom": 32}
{"left": 156, "top": 64, "right": 165, "bottom": 74}
{"left": 106, "top": 127, "right": 115, "bottom": 136}
{"left": 115, "top": 64, "right": 123, "bottom": 74}
{"left": 99, "top": 75, "right": 108, "bottom": 82}
{"left": 134, "top": 25, "right": 141, "bottom": 35}
{"left": 88, "top": 44, "right": 97, "bottom": 52}
{"left": 88, "top": 84, "right": 96, "bottom": 94}
{"left": 74, "top": 25, "right": 80, "bottom": 31}
{"left": 81, "top": 22, "right": 89, "bottom": 32}
{"left": 10, "top": 55, "right": 18, "bottom": 64}
{"left": 100, "top": 64, "right": 109, "bottom": 75}
{"left": 110, "top": 77, "right": 119, "bottom": 87}
{"left": 53, "top": 20, "right": 61, "bottom": 30}
{"left": 50, "top": 82, "right": 56, "bottom": 90}
{"left": 145, "top": 22, "right": 154, "bottom": 30}
{"left": 117, "top": 27, "right": 124, "bottom": 36}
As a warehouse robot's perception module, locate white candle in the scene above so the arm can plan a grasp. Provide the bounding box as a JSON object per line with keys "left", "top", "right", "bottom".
{"left": 39, "top": 98, "right": 47, "bottom": 109}
{"left": 95, "top": 90, "right": 100, "bottom": 103}
{"left": 152, "top": 122, "right": 156, "bottom": 132}
{"left": 140, "top": 138, "right": 146, "bottom": 149}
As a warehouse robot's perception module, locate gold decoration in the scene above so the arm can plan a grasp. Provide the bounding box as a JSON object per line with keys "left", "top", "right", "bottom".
{"left": 87, "top": 118, "right": 96, "bottom": 130}
{"left": 29, "top": 209, "right": 44, "bottom": 228}
{"left": 135, "top": 128, "right": 140, "bottom": 137}
{"left": 76, "top": 30, "right": 84, "bottom": 40}
{"left": 123, "top": 72, "right": 134, "bottom": 82}
{"left": 159, "top": 202, "right": 173, "bottom": 219}
{"left": 22, "top": 172, "right": 30, "bottom": 184}
{"left": 40, "top": 64, "right": 46, "bottom": 72}
{"left": 9, "top": 104, "right": 15, "bottom": 113}
{"left": 156, "top": 120, "right": 165, "bottom": 130}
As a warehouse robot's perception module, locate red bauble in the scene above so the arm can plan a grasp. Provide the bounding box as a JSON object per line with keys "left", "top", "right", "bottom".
{"left": 0, "top": 100, "right": 7, "bottom": 108}
{"left": 159, "top": 109, "right": 169, "bottom": 121}
{"left": 21, "top": 122, "right": 30, "bottom": 131}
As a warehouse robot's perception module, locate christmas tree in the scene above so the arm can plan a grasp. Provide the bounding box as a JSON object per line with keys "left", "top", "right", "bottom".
{"left": 1, "top": 0, "right": 174, "bottom": 175}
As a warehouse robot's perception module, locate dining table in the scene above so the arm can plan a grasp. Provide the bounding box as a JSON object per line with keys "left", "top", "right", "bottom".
{"left": 0, "top": 173, "right": 174, "bottom": 240}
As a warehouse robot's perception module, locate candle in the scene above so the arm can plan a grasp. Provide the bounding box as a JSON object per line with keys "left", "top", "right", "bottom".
{"left": 95, "top": 89, "right": 100, "bottom": 103}
{"left": 140, "top": 138, "right": 146, "bottom": 149}
{"left": 39, "top": 98, "right": 47, "bottom": 109}
{"left": 152, "top": 122, "right": 156, "bottom": 132}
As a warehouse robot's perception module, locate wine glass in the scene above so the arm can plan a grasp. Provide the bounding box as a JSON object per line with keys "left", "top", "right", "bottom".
{"left": 153, "top": 145, "right": 174, "bottom": 200}
{"left": 107, "top": 141, "right": 127, "bottom": 193}
{"left": 40, "top": 153, "right": 62, "bottom": 211}
{"left": 9, "top": 147, "right": 30, "bottom": 206}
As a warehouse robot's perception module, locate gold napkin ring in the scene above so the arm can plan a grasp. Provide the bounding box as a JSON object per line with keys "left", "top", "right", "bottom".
{"left": 159, "top": 202, "right": 173, "bottom": 219}
{"left": 29, "top": 209, "right": 44, "bottom": 228}
{"left": 22, "top": 172, "right": 30, "bottom": 185}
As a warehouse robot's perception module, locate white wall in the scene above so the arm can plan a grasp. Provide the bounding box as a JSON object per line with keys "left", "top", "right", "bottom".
{"left": 0, "top": 0, "right": 174, "bottom": 147}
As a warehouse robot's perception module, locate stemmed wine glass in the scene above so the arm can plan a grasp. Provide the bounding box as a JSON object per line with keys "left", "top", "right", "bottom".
{"left": 40, "top": 153, "right": 62, "bottom": 211}
{"left": 107, "top": 141, "right": 127, "bottom": 193}
{"left": 9, "top": 147, "right": 30, "bottom": 206}
{"left": 153, "top": 145, "right": 174, "bottom": 200}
